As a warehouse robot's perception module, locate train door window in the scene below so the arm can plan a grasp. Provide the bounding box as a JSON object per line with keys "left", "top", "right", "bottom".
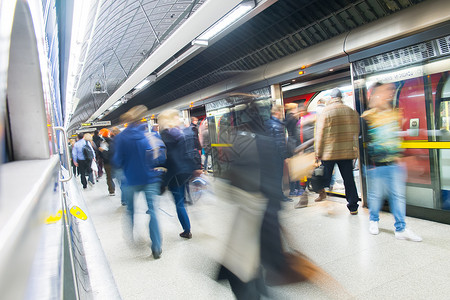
{"left": 438, "top": 74, "right": 450, "bottom": 209}
{"left": 353, "top": 34, "right": 450, "bottom": 212}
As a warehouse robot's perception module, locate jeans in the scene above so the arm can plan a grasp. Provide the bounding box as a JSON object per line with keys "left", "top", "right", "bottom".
{"left": 169, "top": 184, "right": 191, "bottom": 232}
{"left": 114, "top": 168, "right": 127, "bottom": 205}
{"left": 124, "top": 183, "right": 162, "bottom": 252}
{"left": 322, "top": 159, "right": 359, "bottom": 212}
{"left": 367, "top": 164, "right": 406, "bottom": 232}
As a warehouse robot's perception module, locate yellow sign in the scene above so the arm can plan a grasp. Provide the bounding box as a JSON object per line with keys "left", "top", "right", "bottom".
{"left": 45, "top": 210, "right": 63, "bottom": 224}
{"left": 81, "top": 123, "right": 93, "bottom": 127}
{"left": 70, "top": 206, "right": 88, "bottom": 220}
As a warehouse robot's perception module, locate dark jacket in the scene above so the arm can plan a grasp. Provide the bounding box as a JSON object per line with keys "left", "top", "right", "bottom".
{"left": 265, "top": 116, "right": 288, "bottom": 160}
{"left": 285, "top": 112, "right": 298, "bottom": 156}
{"left": 113, "top": 123, "right": 161, "bottom": 186}
{"left": 190, "top": 122, "right": 201, "bottom": 150}
{"left": 100, "top": 137, "right": 113, "bottom": 164}
{"left": 161, "top": 127, "right": 201, "bottom": 187}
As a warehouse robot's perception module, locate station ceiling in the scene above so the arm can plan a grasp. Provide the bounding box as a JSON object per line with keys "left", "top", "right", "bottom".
{"left": 69, "top": 0, "right": 425, "bottom": 132}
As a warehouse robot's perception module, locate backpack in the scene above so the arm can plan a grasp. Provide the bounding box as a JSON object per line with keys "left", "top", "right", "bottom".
{"left": 82, "top": 140, "right": 94, "bottom": 161}
{"left": 145, "top": 132, "right": 167, "bottom": 168}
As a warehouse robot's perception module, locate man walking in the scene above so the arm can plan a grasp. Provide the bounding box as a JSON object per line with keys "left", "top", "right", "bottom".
{"left": 72, "top": 133, "right": 96, "bottom": 189}
{"left": 113, "top": 105, "right": 164, "bottom": 259}
{"left": 362, "top": 82, "right": 421, "bottom": 241}
{"left": 315, "top": 88, "right": 360, "bottom": 214}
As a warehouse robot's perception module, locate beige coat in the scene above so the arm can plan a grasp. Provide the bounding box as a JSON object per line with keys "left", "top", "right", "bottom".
{"left": 315, "top": 99, "right": 359, "bottom": 161}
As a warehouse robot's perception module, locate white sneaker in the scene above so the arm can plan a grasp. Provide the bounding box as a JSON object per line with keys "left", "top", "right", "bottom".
{"left": 395, "top": 228, "right": 422, "bottom": 242}
{"left": 369, "top": 221, "right": 379, "bottom": 235}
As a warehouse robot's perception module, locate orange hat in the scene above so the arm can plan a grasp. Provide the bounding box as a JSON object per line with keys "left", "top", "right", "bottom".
{"left": 99, "top": 128, "right": 110, "bottom": 137}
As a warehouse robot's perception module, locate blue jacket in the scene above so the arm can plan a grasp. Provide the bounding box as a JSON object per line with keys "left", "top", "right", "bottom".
{"left": 113, "top": 124, "right": 161, "bottom": 186}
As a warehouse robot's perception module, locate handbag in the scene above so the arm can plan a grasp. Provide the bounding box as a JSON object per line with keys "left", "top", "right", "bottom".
{"left": 286, "top": 152, "right": 316, "bottom": 181}
{"left": 309, "top": 165, "right": 325, "bottom": 193}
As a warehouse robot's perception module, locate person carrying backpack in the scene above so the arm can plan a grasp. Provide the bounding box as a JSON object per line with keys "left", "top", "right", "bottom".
{"left": 72, "top": 133, "right": 96, "bottom": 189}
{"left": 158, "top": 109, "right": 202, "bottom": 240}
{"left": 113, "top": 105, "right": 165, "bottom": 259}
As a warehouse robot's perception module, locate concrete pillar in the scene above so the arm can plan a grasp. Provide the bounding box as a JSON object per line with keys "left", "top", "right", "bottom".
{"left": 181, "top": 110, "right": 190, "bottom": 127}
{"left": 271, "top": 84, "right": 283, "bottom": 106}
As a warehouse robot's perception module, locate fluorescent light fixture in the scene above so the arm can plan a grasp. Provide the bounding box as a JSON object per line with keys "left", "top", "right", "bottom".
{"left": 196, "top": 0, "right": 255, "bottom": 41}
{"left": 191, "top": 39, "right": 209, "bottom": 47}
{"left": 113, "top": 100, "right": 122, "bottom": 106}
{"left": 135, "top": 78, "right": 150, "bottom": 90}
{"left": 98, "top": 114, "right": 105, "bottom": 120}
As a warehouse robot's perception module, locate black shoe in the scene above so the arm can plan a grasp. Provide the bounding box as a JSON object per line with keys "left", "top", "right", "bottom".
{"left": 179, "top": 231, "right": 192, "bottom": 239}
{"left": 152, "top": 250, "right": 162, "bottom": 259}
{"left": 282, "top": 197, "right": 293, "bottom": 202}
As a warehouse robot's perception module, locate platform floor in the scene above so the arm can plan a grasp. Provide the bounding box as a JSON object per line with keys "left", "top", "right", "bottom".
{"left": 80, "top": 174, "right": 450, "bottom": 299}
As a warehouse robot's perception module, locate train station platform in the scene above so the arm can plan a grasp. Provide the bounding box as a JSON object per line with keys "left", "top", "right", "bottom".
{"left": 80, "top": 175, "right": 450, "bottom": 299}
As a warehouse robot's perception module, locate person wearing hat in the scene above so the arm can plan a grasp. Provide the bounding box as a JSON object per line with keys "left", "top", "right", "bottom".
{"left": 113, "top": 105, "right": 163, "bottom": 259}
{"left": 315, "top": 88, "right": 360, "bottom": 214}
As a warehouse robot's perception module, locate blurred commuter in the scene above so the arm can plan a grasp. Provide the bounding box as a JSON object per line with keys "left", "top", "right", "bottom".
{"left": 294, "top": 104, "right": 316, "bottom": 208}
{"left": 190, "top": 116, "right": 201, "bottom": 151}
{"left": 200, "top": 121, "right": 212, "bottom": 172}
{"left": 111, "top": 127, "right": 127, "bottom": 206}
{"left": 217, "top": 100, "right": 306, "bottom": 299}
{"left": 362, "top": 82, "right": 422, "bottom": 241}
{"left": 85, "top": 133, "right": 98, "bottom": 183}
{"left": 98, "top": 128, "right": 115, "bottom": 196}
{"left": 68, "top": 138, "right": 78, "bottom": 177}
{"left": 72, "top": 133, "right": 96, "bottom": 189}
{"left": 93, "top": 130, "right": 104, "bottom": 178}
{"left": 158, "top": 109, "right": 201, "bottom": 239}
{"left": 315, "top": 98, "right": 326, "bottom": 115}
{"left": 315, "top": 88, "right": 360, "bottom": 214}
{"left": 285, "top": 103, "right": 301, "bottom": 196}
{"left": 113, "top": 105, "right": 163, "bottom": 259}
{"left": 266, "top": 104, "right": 292, "bottom": 202}
{"left": 151, "top": 124, "right": 161, "bottom": 138}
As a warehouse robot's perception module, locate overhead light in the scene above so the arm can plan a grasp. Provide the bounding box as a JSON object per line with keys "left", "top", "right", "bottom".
{"left": 135, "top": 78, "right": 150, "bottom": 90}
{"left": 191, "top": 39, "right": 209, "bottom": 47}
{"left": 98, "top": 114, "right": 105, "bottom": 120}
{"left": 196, "top": 0, "right": 255, "bottom": 41}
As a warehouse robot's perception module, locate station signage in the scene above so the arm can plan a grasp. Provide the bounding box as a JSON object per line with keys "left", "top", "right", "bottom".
{"left": 76, "top": 128, "right": 96, "bottom": 133}
{"left": 81, "top": 121, "right": 111, "bottom": 127}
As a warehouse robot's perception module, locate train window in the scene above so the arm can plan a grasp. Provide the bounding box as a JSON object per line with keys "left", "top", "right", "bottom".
{"left": 353, "top": 35, "right": 450, "bottom": 211}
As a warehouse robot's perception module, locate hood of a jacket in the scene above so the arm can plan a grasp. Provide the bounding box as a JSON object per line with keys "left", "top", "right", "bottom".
{"left": 120, "top": 123, "right": 146, "bottom": 140}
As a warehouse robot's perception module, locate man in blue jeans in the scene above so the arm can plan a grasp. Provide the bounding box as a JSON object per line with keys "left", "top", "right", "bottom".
{"left": 362, "top": 82, "right": 421, "bottom": 241}
{"left": 113, "top": 105, "right": 164, "bottom": 259}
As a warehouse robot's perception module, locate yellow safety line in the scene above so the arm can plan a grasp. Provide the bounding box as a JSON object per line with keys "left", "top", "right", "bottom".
{"left": 401, "top": 140, "right": 450, "bottom": 149}
{"left": 211, "top": 144, "right": 233, "bottom": 147}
